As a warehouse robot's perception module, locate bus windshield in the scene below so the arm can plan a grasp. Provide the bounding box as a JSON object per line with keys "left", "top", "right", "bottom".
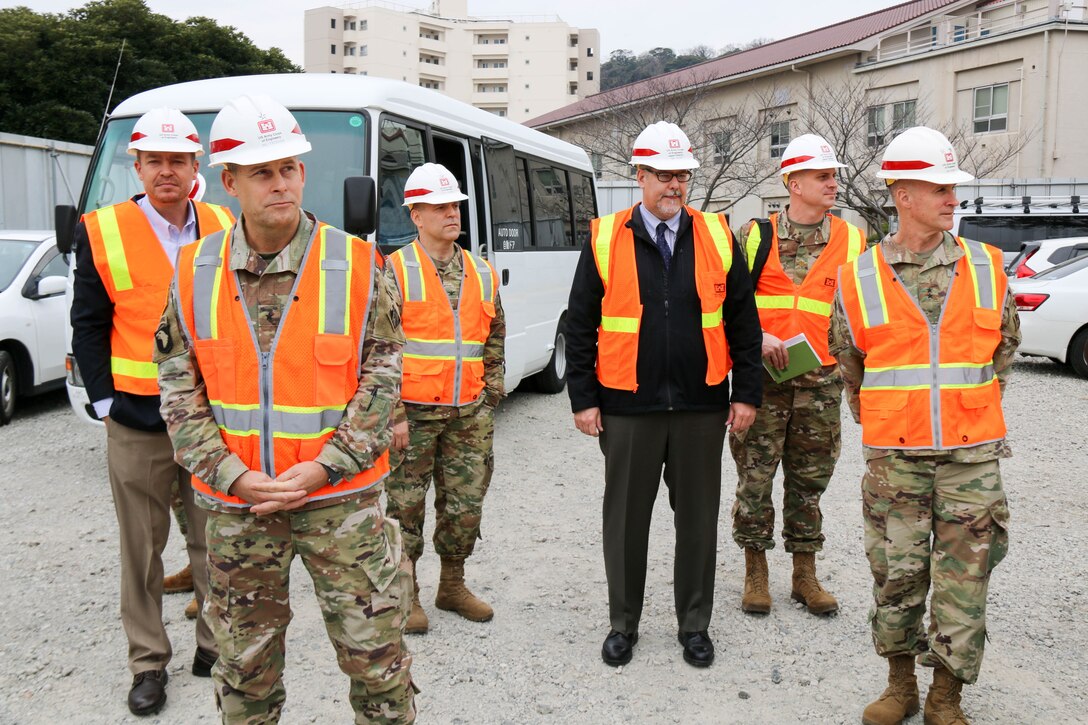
{"left": 82, "top": 111, "right": 369, "bottom": 229}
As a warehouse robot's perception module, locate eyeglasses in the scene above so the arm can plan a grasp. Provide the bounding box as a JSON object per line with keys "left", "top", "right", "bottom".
{"left": 644, "top": 169, "right": 692, "bottom": 183}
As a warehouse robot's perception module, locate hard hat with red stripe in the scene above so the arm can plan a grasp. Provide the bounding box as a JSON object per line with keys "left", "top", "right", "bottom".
{"left": 401, "top": 163, "right": 470, "bottom": 207}
{"left": 875, "top": 126, "right": 974, "bottom": 184}
{"left": 628, "top": 121, "right": 699, "bottom": 171}
{"left": 207, "top": 95, "right": 312, "bottom": 167}
{"left": 127, "top": 108, "right": 204, "bottom": 156}
{"left": 778, "top": 134, "right": 845, "bottom": 176}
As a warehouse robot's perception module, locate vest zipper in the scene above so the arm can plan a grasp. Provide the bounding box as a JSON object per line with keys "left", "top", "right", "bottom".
{"left": 259, "top": 351, "right": 275, "bottom": 477}
{"left": 929, "top": 323, "right": 942, "bottom": 449}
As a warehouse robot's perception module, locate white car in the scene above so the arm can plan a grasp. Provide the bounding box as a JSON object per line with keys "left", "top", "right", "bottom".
{"left": 1007, "top": 236, "right": 1088, "bottom": 278}
{"left": 1010, "top": 254, "right": 1088, "bottom": 378}
{"left": 0, "top": 231, "right": 69, "bottom": 424}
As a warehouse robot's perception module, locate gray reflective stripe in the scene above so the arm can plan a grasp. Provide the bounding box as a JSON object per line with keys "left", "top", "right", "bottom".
{"left": 963, "top": 238, "right": 996, "bottom": 310}
{"left": 470, "top": 254, "right": 494, "bottom": 303}
{"left": 400, "top": 243, "right": 426, "bottom": 301}
{"left": 208, "top": 403, "right": 343, "bottom": 434}
{"left": 404, "top": 340, "right": 485, "bottom": 359}
{"left": 321, "top": 227, "right": 350, "bottom": 334}
{"left": 356, "top": 243, "right": 376, "bottom": 375}
{"left": 862, "top": 365, "right": 995, "bottom": 388}
{"left": 855, "top": 251, "right": 886, "bottom": 327}
{"left": 192, "top": 231, "right": 227, "bottom": 340}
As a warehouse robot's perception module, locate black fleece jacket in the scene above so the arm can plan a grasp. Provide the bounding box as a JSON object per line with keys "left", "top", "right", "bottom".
{"left": 565, "top": 204, "right": 763, "bottom": 415}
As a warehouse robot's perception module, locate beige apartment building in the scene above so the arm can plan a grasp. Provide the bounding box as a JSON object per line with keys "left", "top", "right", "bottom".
{"left": 304, "top": 0, "right": 600, "bottom": 122}
{"left": 529, "top": 0, "right": 1088, "bottom": 232}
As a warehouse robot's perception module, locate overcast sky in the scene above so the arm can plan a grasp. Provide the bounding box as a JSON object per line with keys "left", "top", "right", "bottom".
{"left": 7, "top": 0, "right": 889, "bottom": 65}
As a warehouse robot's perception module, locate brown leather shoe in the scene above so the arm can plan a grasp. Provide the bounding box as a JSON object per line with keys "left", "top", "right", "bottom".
{"left": 184, "top": 596, "right": 198, "bottom": 620}
{"left": 163, "top": 564, "right": 193, "bottom": 594}
{"left": 863, "top": 655, "right": 920, "bottom": 725}
{"left": 790, "top": 552, "right": 839, "bottom": 615}
{"left": 742, "top": 548, "right": 772, "bottom": 614}
{"left": 128, "top": 669, "right": 167, "bottom": 716}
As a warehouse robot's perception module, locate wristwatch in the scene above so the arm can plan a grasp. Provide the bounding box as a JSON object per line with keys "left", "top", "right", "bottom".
{"left": 319, "top": 463, "right": 343, "bottom": 485}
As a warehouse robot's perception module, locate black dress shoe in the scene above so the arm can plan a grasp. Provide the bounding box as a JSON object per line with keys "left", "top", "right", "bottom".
{"left": 192, "top": 646, "right": 217, "bottom": 678}
{"left": 601, "top": 629, "right": 638, "bottom": 667}
{"left": 128, "top": 669, "right": 167, "bottom": 716}
{"left": 678, "top": 630, "right": 715, "bottom": 667}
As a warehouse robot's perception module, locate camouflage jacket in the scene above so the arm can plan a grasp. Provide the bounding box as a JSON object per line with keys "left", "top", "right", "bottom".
{"left": 155, "top": 211, "right": 404, "bottom": 512}
{"left": 738, "top": 208, "right": 842, "bottom": 388}
{"left": 388, "top": 244, "right": 506, "bottom": 425}
{"left": 828, "top": 231, "right": 1021, "bottom": 462}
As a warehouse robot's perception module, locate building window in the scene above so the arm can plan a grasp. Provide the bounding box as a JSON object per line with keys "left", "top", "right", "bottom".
{"left": 591, "top": 152, "right": 603, "bottom": 178}
{"left": 361, "top": 20, "right": 367, "bottom": 30}
{"left": 570, "top": 35, "right": 578, "bottom": 47}
{"left": 587, "top": 71, "right": 594, "bottom": 81}
{"left": 569, "top": 82, "right": 578, "bottom": 95}
{"left": 345, "top": 46, "right": 354, "bottom": 56}
{"left": 892, "top": 100, "right": 916, "bottom": 132}
{"left": 348, "top": 20, "right": 356, "bottom": 30}
{"left": 330, "top": 44, "right": 337, "bottom": 55}
{"left": 586, "top": 47, "right": 594, "bottom": 57}
{"left": 712, "top": 131, "right": 732, "bottom": 161}
{"left": 974, "top": 83, "right": 1008, "bottom": 133}
{"left": 769, "top": 120, "right": 790, "bottom": 159}
{"left": 867, "top": 106, "right": 887, "bottom": 148}
{"left": 569, "top": 60, "right": 578, "bottom": 71}
{"left": 360, "top": 45, "right": 367, "bottom": 56}
{"left": 330, "top": 18, "right": 336, "bottom": 29}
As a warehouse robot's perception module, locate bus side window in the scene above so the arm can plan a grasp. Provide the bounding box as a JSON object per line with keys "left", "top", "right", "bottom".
{"left": 529, "top": 161, "right": 573, "bottom": 249}
{"left": 571, "top": 171, "right": 596, "bottom": 248}
{"left": 378, "top": 118, "right": 426, "bottom": 251}
{"left": 483, "top": 141, "right": 530, "bottom": 252}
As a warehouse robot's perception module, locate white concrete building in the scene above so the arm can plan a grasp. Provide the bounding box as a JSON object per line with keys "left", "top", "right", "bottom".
{"left": 304, "top": 0, "right": 600, "bottom": 122}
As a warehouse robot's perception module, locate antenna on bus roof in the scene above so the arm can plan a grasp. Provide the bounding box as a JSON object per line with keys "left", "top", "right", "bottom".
{"left": 97, "top": 38, "right": 127, "bottom": 142}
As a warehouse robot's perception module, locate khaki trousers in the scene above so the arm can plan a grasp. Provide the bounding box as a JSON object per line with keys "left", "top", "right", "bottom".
{"left": 106, "top": 419, "right": 215, "bottom": 673}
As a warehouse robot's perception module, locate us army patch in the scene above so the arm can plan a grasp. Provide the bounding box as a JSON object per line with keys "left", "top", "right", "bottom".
{"left": 155, "top": 318, "right": 173, "bottom": 355}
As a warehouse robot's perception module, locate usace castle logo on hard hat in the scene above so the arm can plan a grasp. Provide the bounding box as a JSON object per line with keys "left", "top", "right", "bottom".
{"left": 944, "top": 151, "right": 955, "bottom": 163}
{"left": 161, "top": 123, "right": 175, "bottom": 134}
{"left": 258, "top": 118, "right": 277, "bottom": 134}
{"left": 668, "top": 139, "right": 681, "bottom": 149}
{"left": 440, "top": 177, "right": 450, "bottom": 187}
{"left": 821, "top": 144, "right": 831, "bottom": 153}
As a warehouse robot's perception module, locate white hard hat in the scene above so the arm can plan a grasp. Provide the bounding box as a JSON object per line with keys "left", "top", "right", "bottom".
{"left": 188, "top": 172, "right": 207, "bottom": 202}
{"left": 779, "top": 134, "right": 846, "bottom": 176}
{"left": 208, "top": 95, "right": 311, "bottom": 167}
{"left": 876, "top": 126, "right": 974, "bottom": 184}
{"left": 402, "top": 163, "right": 470, "bottom": 207}
{"left": 127, "top": 108, "right": 204, "bottom": 156}
{"left": 629, "top": 121, "right": 699, "bottom": 170}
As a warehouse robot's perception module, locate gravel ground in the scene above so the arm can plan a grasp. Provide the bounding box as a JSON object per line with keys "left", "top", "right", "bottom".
{"left": 1, "top": 355, "right": 1086, "bottom": 724}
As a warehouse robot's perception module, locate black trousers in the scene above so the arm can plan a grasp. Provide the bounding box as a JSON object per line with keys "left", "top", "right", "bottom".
{"left": 599, "top": 409, "right": 728, "bottom": 634}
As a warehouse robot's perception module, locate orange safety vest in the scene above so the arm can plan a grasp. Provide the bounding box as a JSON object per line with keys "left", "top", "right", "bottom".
{"left": 388, "top": 240, "right": 498, "bottom": 406}
{"left": 837, "top": 237, "right": 1008, "bottom": 450}
{"left": 176, "top": 222, "right": 389, "bottom": 508}
{"left": 590, "top": 205, "right": 733, "bottom": 391}
{"left": 745, "top": 213, "right": 865, "bottom": 365}
{"left": 83, "top": 199, "right": 234, "bottom": 395}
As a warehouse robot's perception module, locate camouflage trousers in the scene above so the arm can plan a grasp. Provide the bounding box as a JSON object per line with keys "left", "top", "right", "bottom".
{"left": 386, "top": 403, "right": 495, "bottom": 563}
{"left": 171, "top": 479, "right": 189, "bottom": 537}
{"left": 205, "top": 499, "right": 416, "bottom": 724}
{"left": 863, "top": 453, "right": 1010, "bottom": 684}
{"left": 729, "top": 376, "right": 843, "bottom": 552}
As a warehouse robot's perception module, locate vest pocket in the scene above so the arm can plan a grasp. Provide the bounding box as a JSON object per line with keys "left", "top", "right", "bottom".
{"left": 314, "top": 334, "right": 355, "bottom": 406}
{"left": 404, "top": 358, "right": 448, "bottom": 403}
{"left": 971, "top": 308, "right": 1002, "bottom": 360}
{"left": 194, "top": 338, "right": 236, "bottom": 402}
{"left": 697, "top": 270, "right": 728, "bottom": 308}
{"left": 860, "top": 389, "right": 909, "bottom": 419}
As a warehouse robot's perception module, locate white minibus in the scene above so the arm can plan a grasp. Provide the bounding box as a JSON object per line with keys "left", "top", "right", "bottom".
{"left": 58, "top": 74, "right": 596, "bottom": 422}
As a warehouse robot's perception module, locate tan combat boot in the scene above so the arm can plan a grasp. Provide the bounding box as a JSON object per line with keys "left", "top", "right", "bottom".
{"left": 862, "top": 654, "right": 920, "bottom": 725}
{"left": 405, "top": 559, "right": 429, "bottom": 635}
{"left": 741, "top": 548, "right": 772, "bottom": 614}
{"left": 924, "top": 666, "right": 970, "bottom": 725}
{"left": 435, "top": 557, "right": 493, "bottom": 622}
{"left": 184, "top": 596, "right": 198, "bottom": 620}
{"left": 790, "top": 551, "right": 839, "bottom": 615}
{"left": 163, "top": 564, "right": 194, "bottom": 594}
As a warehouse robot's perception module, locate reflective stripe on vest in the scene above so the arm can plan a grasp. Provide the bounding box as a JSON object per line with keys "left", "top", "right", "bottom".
{"left": 180, "top": 221, "right": 387, "bottom": 507}
{"left": 591, "top": 206, "right": 733, "bottom": 390}
{"left": 85, "top": 200, "right": 233, "bottom": 394}
{"left": 840, "top": 237, "right": 1007, "bottom": 449}
{"left": 391, "top": 241, "right": 497, "bottom": 405}
{"left": 745, "top": 213, "right": 864, "bottom": 364}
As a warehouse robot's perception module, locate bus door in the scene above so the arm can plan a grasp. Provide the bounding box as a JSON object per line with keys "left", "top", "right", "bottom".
{"left": 430, "top": 132, "right": 477, "bottom": 254}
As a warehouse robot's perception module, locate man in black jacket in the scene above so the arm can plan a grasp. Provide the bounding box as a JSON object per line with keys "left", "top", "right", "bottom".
{"left": 71, "top": 108, "right": 233, "bottom": 715}
{"left": 567, "top": 121, "right": 763, "bottom": 668}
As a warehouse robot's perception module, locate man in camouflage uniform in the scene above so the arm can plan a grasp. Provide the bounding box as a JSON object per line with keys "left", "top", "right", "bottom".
{"left": 829, "top": 127, "right": 1017, "bottom": 725}
{"left": 155, "top": 95, "right": 415, "bottom": 724}
{"left": 730, "top": 134, "right": 865, "bottom": 617}
{"left": 385, "top": 163, "right": 505, "bottom": 635}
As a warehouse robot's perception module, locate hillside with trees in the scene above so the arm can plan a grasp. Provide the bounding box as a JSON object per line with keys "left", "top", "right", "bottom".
{"left": 0, "top": 0, "right": 299, "bottom": 145}
{"left": 601, "top": 41, "right": 771, "bottom": 91}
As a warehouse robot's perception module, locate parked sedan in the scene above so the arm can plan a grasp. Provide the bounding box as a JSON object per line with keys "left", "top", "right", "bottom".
{"left": 1010, "top": 254, "right": 1088, "bottom": 378}
{"left": 0, "top": 231, "right": 69, "bottom": 424}
{"left": 1007, "top": 236, "right": 1088, "bottom": 277}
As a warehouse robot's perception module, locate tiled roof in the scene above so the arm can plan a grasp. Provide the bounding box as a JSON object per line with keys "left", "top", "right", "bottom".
{"left": 528, "top": 0, "right": 965, "bottom": 128}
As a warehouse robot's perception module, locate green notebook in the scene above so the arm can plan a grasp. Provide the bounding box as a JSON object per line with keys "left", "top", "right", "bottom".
{"left": 763, "top": 333, "right": 822, "bottom": 383}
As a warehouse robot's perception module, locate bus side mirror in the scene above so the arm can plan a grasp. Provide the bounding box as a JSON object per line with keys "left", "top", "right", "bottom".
{"left": 55, "top": 204, "right": 78, "bottom": 254}
{"left": 344, "top": 177, "right": 377, "bottom": 237}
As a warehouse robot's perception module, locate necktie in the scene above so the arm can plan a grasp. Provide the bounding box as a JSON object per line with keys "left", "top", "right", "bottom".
{"left": 655, "top": 221, "right": 671, "bottom": 271}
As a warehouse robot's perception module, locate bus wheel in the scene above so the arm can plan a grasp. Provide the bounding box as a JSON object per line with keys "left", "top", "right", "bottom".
{"left": 532, "top": 321, "right": 567, "bottom": 394}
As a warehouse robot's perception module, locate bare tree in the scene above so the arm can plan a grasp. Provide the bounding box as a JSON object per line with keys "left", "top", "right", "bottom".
{"left": 562, "top": 69, "right": 780, "bottom": 213}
